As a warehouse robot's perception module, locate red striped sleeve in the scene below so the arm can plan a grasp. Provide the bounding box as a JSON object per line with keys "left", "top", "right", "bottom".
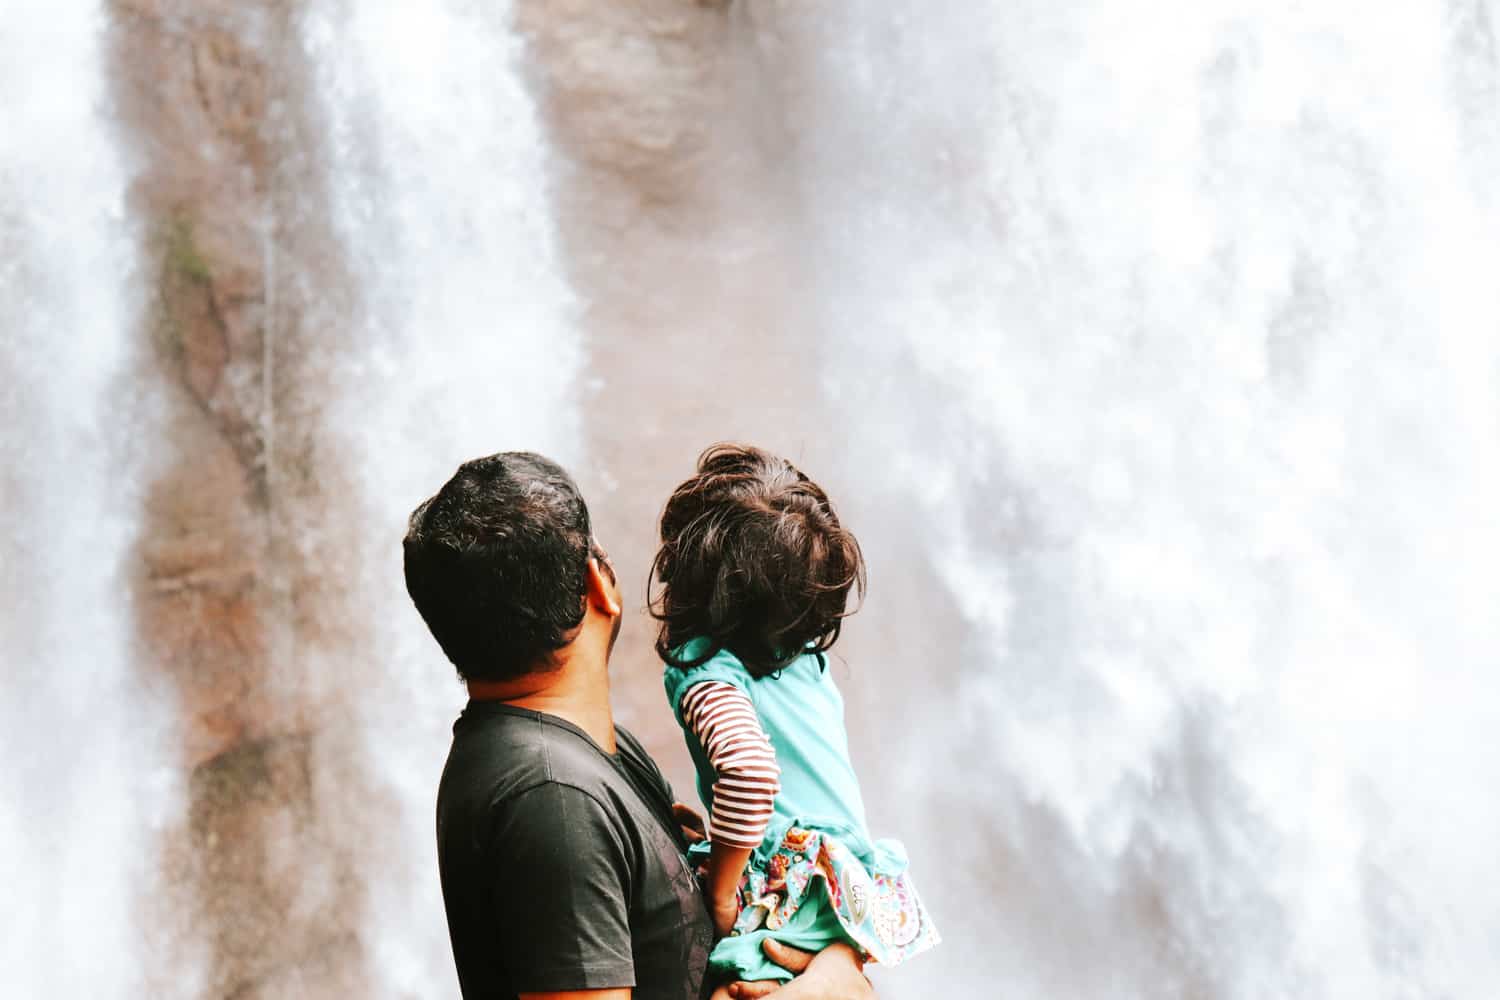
{"left": 681, "top": 681, "right": 781, "bottom": 849}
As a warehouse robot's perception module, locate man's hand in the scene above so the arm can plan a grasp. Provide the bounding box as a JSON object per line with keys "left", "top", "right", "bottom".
{"left": 724, "top": 941, "right": 872, "bottom": 1000}
{"left": 672, "top": 802, "right": 707, "bottom": 846}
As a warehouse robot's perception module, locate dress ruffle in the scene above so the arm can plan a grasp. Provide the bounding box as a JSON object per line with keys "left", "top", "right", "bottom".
{"left": 702, "top": 821, "right": 940, "bottom": 981}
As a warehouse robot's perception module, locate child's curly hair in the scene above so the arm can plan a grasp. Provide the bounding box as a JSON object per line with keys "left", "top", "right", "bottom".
{"left": 649, "top": 443, "right": 866, "bottom": 678}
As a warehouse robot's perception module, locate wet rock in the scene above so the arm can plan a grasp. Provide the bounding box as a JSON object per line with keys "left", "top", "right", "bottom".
{"left": 109, "top": 1, "right": 367, "bottom": 995}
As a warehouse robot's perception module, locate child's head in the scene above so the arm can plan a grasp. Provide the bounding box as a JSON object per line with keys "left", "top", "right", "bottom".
{"left": 650, "top": 443, "right": 865, "bottom": 678}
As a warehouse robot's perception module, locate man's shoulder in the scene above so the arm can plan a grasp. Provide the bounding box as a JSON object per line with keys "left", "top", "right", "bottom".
{"left": 612, "top": 723, "right": 651, "bottom": 763}
{"left": 441, "top": 703, "right": 636, "bottom": 812}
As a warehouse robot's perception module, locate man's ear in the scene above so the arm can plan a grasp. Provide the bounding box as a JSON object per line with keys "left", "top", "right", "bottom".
{"left": 585, "top": 558, "right": 622, "bottom": 618}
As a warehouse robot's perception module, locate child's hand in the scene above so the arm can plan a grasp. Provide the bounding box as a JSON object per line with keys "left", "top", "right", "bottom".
{"left": 711, "top": 894, "right": 740, "bottom": 939}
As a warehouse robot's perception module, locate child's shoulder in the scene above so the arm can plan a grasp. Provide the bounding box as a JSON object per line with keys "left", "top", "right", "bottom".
{"left": 661, "top": 640, "right": 756, "bottom": 711}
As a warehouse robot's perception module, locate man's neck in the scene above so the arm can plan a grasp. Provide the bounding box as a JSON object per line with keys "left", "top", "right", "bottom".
{"left": 466, "top": 642, "right": 617, "bottom": 753}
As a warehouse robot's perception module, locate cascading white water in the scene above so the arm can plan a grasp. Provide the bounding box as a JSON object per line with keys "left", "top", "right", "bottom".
{"left": 0, "top": 4, "right": 172, "bottom": 997}
{"left": 302, "top": 1, "right": 583, "bottom": 993}
{"left": 9, "top": 2, "right": 1497, "bottom": 996}
{"left": 750, "top": 3, "right": 1500, "bottom": 997}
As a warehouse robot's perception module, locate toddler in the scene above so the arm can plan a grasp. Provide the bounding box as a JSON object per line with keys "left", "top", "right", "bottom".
{"left": 652, "top": 444, "right": 940, "bottom": 985}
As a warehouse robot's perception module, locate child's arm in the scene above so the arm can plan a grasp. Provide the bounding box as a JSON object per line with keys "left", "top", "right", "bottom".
{"left": 704, "top": 840, "right": 755, "bottom": 937}
{"left": 681, "top": 681, "right": 782, "bottom": 937}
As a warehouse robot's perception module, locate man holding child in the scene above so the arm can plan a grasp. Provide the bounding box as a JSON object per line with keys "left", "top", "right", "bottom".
{"left": 403, "top": 452, "right": 873, "bottom": 1000}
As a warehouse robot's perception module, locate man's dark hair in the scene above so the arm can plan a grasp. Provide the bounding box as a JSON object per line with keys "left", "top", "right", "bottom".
{"left": 649, "top": 443, "right": 865, "bottom": 679}
{"left": 404, "top": 452, "right": 594, "bottom": 682}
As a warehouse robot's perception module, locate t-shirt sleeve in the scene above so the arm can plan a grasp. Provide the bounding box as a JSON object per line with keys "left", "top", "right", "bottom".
{"left": 488, "top": 782, "right": 637, "bottom": 993}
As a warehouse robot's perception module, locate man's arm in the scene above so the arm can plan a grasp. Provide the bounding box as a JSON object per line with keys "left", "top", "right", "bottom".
{"left": 724, "top": 942, "right": 873, "bottom": 1000}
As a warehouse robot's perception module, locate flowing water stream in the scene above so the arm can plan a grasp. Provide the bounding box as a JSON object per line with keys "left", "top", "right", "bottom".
{"left": 302, "top": 1, "right": 583, "bottom": 991}
{"left": 0, "top": 2, "right": 168, "bottom": 994}
{"left": 758, "top": 4, "right": 1500, "bottom": 996}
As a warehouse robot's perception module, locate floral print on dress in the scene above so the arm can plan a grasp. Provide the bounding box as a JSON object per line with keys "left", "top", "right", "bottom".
{"left": 730, "top": 825, "right": 940, "bottom": 967}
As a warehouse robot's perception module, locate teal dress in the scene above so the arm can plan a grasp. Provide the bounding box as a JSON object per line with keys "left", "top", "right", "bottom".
{"left": 664, "top": 640, "right": 940, "bottom": 983}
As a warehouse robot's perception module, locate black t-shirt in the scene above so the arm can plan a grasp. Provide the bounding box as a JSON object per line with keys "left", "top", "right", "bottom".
{"left": 436, "top": 701, "right": 712, "bottom": 999}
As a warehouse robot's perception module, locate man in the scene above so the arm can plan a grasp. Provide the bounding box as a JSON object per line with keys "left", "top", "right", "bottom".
{"left": 404, "top": 452, "right": 873, "bottom": 1000}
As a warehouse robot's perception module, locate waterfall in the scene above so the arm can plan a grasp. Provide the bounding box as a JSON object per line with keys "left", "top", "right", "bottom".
{"left": 301, "top": 1, "right": 582, "bottom": 992}
{"left": 0, "top": 3, "right": 169, "bottom": 997}
{"left": 7, "top": 2, "right": 1498, "bottom": 996}
{"left": 756, "top": 3, "right": 1500, "bottom": 997}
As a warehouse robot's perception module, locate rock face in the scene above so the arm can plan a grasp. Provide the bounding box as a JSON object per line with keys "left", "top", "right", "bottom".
{"left": 109, "top": 2, "right": 368, "bottom": 995}
{"left": 114, "top": 0, "right": 275, "bottom": 770}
